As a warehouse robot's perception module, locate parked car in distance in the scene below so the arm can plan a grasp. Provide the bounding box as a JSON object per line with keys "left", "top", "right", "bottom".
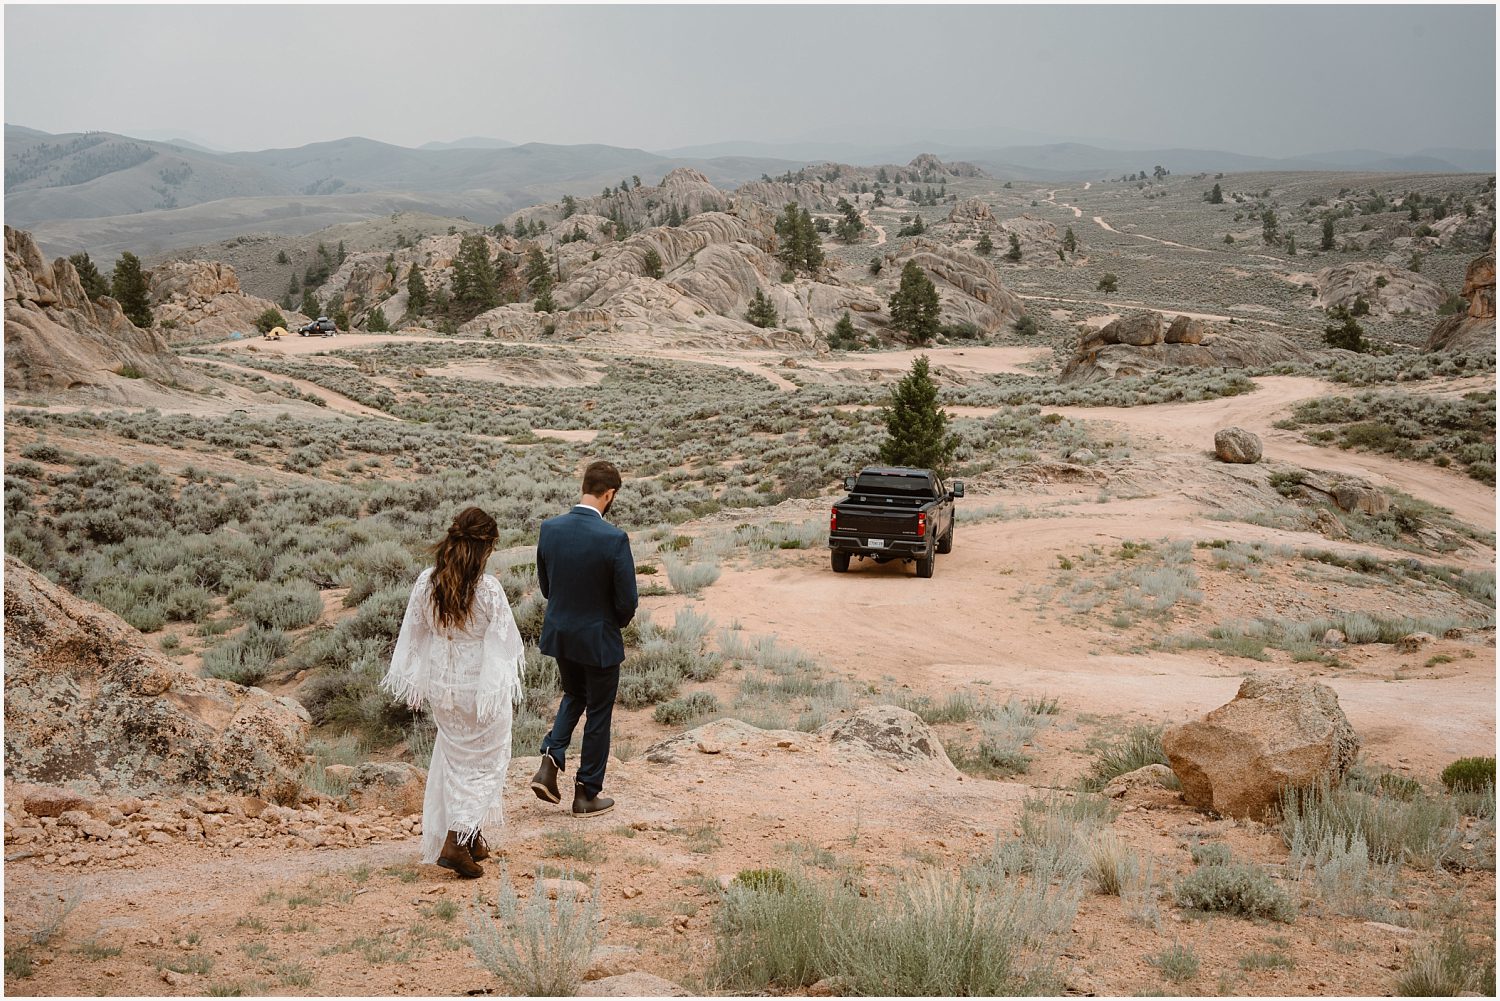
{"left": 828, "top": 465, "right": 962, "bottom": 578}
{"left": 298, "top": 316, "right": 336, "bottom": 337}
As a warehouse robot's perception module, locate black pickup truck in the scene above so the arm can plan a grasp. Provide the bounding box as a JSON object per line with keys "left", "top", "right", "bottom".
{"left": 828, "top": 465, "right": 963, "bottom": 578}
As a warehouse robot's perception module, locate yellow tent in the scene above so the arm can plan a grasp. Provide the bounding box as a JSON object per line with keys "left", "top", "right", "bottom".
{"left": 265, "top": 326, "right": 287, "bottom": 340}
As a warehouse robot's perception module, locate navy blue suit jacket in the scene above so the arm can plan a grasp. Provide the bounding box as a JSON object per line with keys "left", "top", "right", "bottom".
{"left": 536, "top": 507, "right": 638, "bottom": 668}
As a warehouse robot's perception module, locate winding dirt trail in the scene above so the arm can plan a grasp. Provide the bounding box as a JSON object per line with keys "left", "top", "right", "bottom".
{"left": 1046, "top": 375, "right": 1495, "bottom": 529}
{"left": 1091, "top": 215, "right": 1213, "bottom": 254}
{"left": 186, "top": 357, "right": 398, "bottom": 420}
{"left": 1044, "top": 189, "right": 1083, "bottom": 218}
{"left": 871, "top": 223, "right": 887, "bottom": 247}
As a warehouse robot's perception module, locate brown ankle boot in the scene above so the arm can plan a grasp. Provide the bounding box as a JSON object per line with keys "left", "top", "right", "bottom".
{"left": 436, "top": 831, "right": 483, "bottom": 878}
{"left": 468, "top": 833, "right": 490, "bottom": 862}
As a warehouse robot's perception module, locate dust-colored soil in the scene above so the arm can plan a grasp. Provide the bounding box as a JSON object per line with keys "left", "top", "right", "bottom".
{"left": 185, "top": 357, "right": 397, "bottom": 420}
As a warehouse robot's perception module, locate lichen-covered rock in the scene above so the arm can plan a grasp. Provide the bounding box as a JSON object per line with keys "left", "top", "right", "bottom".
{"left": 1214, "top": 427, "right": 1263, "bottom": 464}
{"left": 1315, "top": 261, "right": 1444, "bottom": 318}
{"left": 1425, "top": 252, "right": 1496, "bottom": 353}
{"left": 1061, "top": 323, "right": 1310, "bottom": 384}
{"left": 818, "top": 705, "right": 955, "bottom": 773}
{"left": 1165, "top": 315, "right": 1207, "bottom": 344}
{"left": 1163, "top": 674, "right": 1359, "bottom": 820}
{"left": 4, "top": 556, "right": 309, "bottom": 799}
{"left": 1101, "top": 763, "right": 1177, "bottom": 799}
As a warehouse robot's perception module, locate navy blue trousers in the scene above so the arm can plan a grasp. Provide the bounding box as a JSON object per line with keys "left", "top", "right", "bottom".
{"left": 539, "top": 657, "right": 619, "bottom": 798}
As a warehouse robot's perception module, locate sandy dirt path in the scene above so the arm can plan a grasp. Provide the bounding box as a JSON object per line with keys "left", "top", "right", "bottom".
{"left": 1091, "top": 215, "right": 1213, "bottom": 254}
{"left": 199, "top": 331, "right": 472, "bottom": 358}
{"left": 1043, "top": 375, "right": 1495, "bottom": 529}
{"left": 1044, "top": 189, "right": 1083, "bottom": 218}
{"left": 871, "top": 223, "right": 887, "bottom": 246}
{"left": 185, "top": 357, "right": 398, "bottom": 420}
{"left": 651, "top": 345, "right": 1050, "bottom": 391}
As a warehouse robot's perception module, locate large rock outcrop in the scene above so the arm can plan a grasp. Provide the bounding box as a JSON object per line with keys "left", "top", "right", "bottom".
{"left": 1061, "top": 312, "right": 1311, "bottom": 383}
{"left": 1314, "top": 261, "right": 1444, "bottom": 318}
{"left": 4, "top": 557, "right": 310, "bottom": 799}
{"left": 1425, "top": 252, "right": 1496, "bottom": 353}
{"left": 1162, "top": 674, "right": 1359, "bottom": 820}
{"left": 885, "top": 240, "right": 1025, "bottom": 334}
{"left": 4, "top": 226, "right": 202, "bottom": 398}
{"left": 149, "top": 259, "right": 299, "bottom": 343}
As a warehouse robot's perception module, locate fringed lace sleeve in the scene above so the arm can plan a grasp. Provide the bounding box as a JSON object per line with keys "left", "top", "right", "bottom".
{"left": 380, "top": 568, "right": 435, "bottom": 711}
{"left": 475, "top": 575, "right": 527, "bottom": 721}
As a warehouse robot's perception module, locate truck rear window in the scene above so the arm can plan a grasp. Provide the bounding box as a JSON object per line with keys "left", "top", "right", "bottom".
{"left": 853, "top": 474, "right": 935, "bottom": 496}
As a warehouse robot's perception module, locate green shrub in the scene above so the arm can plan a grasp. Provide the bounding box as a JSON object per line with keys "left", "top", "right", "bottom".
{"left": 1394, "top": 925, "right": 1491, "bottom": 996}
{"left": 1280, "top": 780, "right": 1463, "bottom": 871}
{"left": 467, "top": 864, "right": 601, "bottom": 996}
{"left": 201, "top": 624, "right": 291, "bottom": 687}
{"left": 732, "top": 868, "right": 791, "bottom": 893}
{"left": 1441, "top": 757, "right": 1495, "bottom": 793}
{"left": 653, "top": 691, "right": 720, "bottom": 727}
{"left": 235, "top": 580, "right": 324, "bottom": 630}
{"left": 1080, "top": 724, "right": 1169, "bottom": 790}
{"left": 1173, "top": 861, "right": 1296, "bottom": 922}
{"left": 1190, "top": 842, "right": 1232, "bottom": 867}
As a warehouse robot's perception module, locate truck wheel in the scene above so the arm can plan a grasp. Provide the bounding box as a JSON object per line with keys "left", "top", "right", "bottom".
{"left": 831, "top": 551, "right": 851, "bottom": 574}
{"left": 937, "top": 526, "right": 954, "bottom": 555}
{"left": 916, "top": 549, "right": 935, "bottom": 578}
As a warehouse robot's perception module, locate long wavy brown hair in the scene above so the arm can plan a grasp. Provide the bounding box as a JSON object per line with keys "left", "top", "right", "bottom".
{"left": 429, "top": 507, "right": 498, "bottom": 629}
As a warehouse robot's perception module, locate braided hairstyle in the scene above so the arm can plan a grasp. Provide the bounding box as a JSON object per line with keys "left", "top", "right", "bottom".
{"left": 429, "top": 507, "right": 499, "bottom": 629}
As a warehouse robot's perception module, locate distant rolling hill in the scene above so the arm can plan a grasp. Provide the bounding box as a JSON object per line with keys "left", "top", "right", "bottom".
{"left": 5, "top": 126, "right": 802, "bottom": 257}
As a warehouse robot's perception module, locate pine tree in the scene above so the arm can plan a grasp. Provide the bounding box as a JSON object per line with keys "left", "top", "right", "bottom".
{"left": 1261, "top": 208, "right": 1279, "bottom": 245}
{"left": 533, "top": 272, "right": 556, "bottom": 313}
{"left": 744, "top": 288, "right": 778, "bottom": 328}
{"left": 407, "top": 264, "right": 429, "bottom": 314}
{"left": 110, "top": 251, "right": 153, "bottom": 327}
{"left": 1323, "top": 305, "right": 1367, "bottom": 352}
{"left": 1004, "top": 233, "right": 1023, "bottom": 262}
{"left": 254, "top": 308, "right": 286, "bottom": 334}
{"left": 976, "top": 233, "right": 994, "bottom": 255}
{"left": 68, "top": 251, "right": 110, "bottom": 302}
{"left": 333, "top": 308, "right": 350, "bottom": 331}
{"left": 336, "top": 240, "right": 347, "bottom": 265}
{"left": 1208, "top": 183, "right": 1224, "bottom": 204}
{"left": 1097, "top": 273, "right": 1118, "bottom": 293}
{"left": 888, "top": 260, "right": 940, "bottom": 345}
{"left": 1063, "top": 226, "right": 1077, "bottom": 253}
{"left": 835, "top": 197, "right": 864, "bottom": 243}
{"left": 301, "top": 291, "right": 321, "bottom": 317}
{"left": 561, "top": 195, "right": 577, "bottom": 219}
{"left": 642, "top": 247, "right": 664, "bottom": 280}
{"left": 831, "top": 310, "right": 858, "bottom": 348}
{"left": 367, "top": 306, "right": 390, "bottom": 332}
{"left": 667, "top": 203, "right": 684, "bottom": 227}
{"left": 279, "top": 293, "right": 294, "bottom": 312}
{"left": 1287, "top": 234, "right": 1297, "bottom": 256}
{"left": 524, "top": 245, "right": 550, "bottom": 289}
{"left": 878, "top": 355, "right": 959, "bottom": 475}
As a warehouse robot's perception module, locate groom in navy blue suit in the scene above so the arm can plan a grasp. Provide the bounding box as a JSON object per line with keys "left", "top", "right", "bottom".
{"left": 532, "top": 460, "right": 638, "bottom": 817}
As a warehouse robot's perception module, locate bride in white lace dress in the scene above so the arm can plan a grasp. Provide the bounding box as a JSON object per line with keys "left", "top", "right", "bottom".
{"left": 380, "top": 507, "right": 525, "bottom": 878}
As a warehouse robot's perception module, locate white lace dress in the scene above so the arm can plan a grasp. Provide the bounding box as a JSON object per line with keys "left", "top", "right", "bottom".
{"left": 380, "top": 568, "right": 525, "bottom": 863}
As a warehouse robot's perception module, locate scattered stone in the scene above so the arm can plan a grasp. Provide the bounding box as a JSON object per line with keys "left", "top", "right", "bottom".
{"left": 540, "top": 878, "right": 591, "bottom": 901}
{"left": 819, "top": 706, "right": 956, "bottom": 773}
{"left": 1364, "top": 921, "right": 1417, "bottom": 936}
{"left": 1213, "top": 427, "right": 1262, "bottom": 464}
{"left": 1330, "top": 479, "right": 1389, "bottom": 516}
{"left": 20, "top": 786, "right": 92, "bottom": 819}
{"left": 1165, "top": 315, "right": 1207, "bottom": 345}
{"left": 577, "top": 972, "right": 690, "bottom": 997}
{"left": 1101, "top": 763, "right": 1176, "bottom": 799}
{"left": 160, "top": 969, "right": 186, "bottom": 987}
{"left": 1395, "top": 632, "right": 1436, "bottom": 654}
{"left": 696, "top": 739, "right": 722, "bottom": 755}
{"left": 323, "top": 764, "right": 355, "bottom": 783}
{"left": 1163, "top": 673, "right": 1359, "bottom": 821}
{"left": 347, "top": 762, "right": 426, "bottom": 815}
{"left": 620, "top": 886, "right": 642, "bottom": 900}
{"left": 584, "top": 944, "right": 643, "bottom": 981}
{"left": 1322, "top": 629, "right": 1346, "bottom": 647}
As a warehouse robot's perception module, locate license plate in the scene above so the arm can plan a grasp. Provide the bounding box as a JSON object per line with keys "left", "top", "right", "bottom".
{"left": 868, "top": 538, "right": 885, "bottom": 548}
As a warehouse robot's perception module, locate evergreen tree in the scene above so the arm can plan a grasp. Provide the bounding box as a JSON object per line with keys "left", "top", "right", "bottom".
{"left": 643, "top": 247, "right": 664, "bottom": 279}
{"left": 492, "top": 221, "right": 509, "bottom": 238}
{"left": 877, "top": 355, "right": 959, "bottom": 475}
{"left": 869, "top": 257, "right": 883, "bottom": 276}
{"left": 407, "top": 264, "right": 429, "bottom": 314}
{"left": 276, "top": 249, "right": 290, "bottom": 265}
{"left": 667, "top": 203, "right": 684, "bottom": 227}
{"left": 1208, "top": 183, "right": 1224, "bottom": 204}
{"left": 1323, "top": 305, "right": 1367, "bottom": 352}
{"left": 888, "top": 260, "right": 940, "bottom": 345}
{"left": 632, "top": 175, "right": 641, "bottom": 189}
{"left": 835, "top": 197, "right": 864, "bottom": 243}
{"left": 301, "top": 291, "right": 321, "bottom": 317}
{"left": 279, "top": 293, "right": 294, "bottom": 312}
{"left": 744, "top": 288, "right": 778, "bottom": 328}
{"left": 561, "top": 195, "right": 577, "bottom": 219}
{"left": 254, "top": 308, "right": 286, "bottom": 334}
{"left": 1097, "top": 273, "right": 1118, "bottom": 293}
{"left": 452, "top": 234, "right": 497, "bottom": 312}
{"left": 333, "top": 307, "right": 350, "bottom": 331}
{"left": 524, "top": 245, "right": 550, "bottom": 288}
{"left": 367, "top": 306, "right": 390, "bottom": 332}
{"left": 533, "top": 273, "right": 556, "bottom": 313}
{"left": 1287, "top": 234, "right": 1297, "bottom": 256}
{"left": 1004, "top": 233, "right": 1023, "bottom": 262}
{"left": 68, "top": 251, "right": 110, "bottom": 302}
{"left": 1063, "top": 226, "right": 1077, "bottom": 253}
{"left": 337, "top": 240, "right": 347, "bottom": 265}
{"left": 774, "top": 202, "right": 824, "bottom": 272}
{"left": 975, "top": 233, "right": 994, "bottom": 255}
{"left": 110, "top": 251, "right": 153, "bottom": 327}
{"left": 831, "top": 310, "right": 858, "bottom": 348}
{"left": 877, "top": 167, "right": 889, "bottom": 184}
{"left": 1261, "top": 208, "right": 1279, "bottom": 245}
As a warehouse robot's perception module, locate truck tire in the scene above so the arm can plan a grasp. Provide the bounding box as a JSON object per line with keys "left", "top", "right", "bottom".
{"left": 937, "top": 525, "right": 954, "bottom": 555}
{"left": 831, "top": 550, "right": 851, "bottom": 574}
{"left": 915, "top": 549, "right": 934, "bottom": 578}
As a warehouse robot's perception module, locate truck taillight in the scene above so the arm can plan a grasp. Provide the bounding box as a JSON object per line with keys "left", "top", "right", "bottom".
{"left": 829, "top": 508, "right": 838, "bottom": 532}
{"left": 916, "top": 512, "right": 927, "bottom": 537}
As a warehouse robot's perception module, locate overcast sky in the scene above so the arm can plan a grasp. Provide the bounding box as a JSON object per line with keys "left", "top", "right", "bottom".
{"left": 5, "top": 4, "right": 1494, "bottom": 156}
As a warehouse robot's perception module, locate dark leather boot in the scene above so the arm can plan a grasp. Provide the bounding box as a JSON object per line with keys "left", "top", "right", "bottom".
{"left": 436, "top": 830, "right": 483, "bottom": 878}
{"left": 571, "top": 789, "right": 614, "bottom": 818}
{"left": 468, "top": 833, "right": 490, "bottom": 862}
{"left": 531, "top": 754, "right": 562, "bottom": 804}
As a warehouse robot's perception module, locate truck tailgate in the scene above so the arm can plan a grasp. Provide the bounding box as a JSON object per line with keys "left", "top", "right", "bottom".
{"left": 836, "top": 508, "right": 919, "bottom": 535}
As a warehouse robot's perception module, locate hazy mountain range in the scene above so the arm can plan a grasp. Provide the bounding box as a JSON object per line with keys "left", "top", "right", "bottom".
{"left": 6, "top": 123, "right": 1492, "bottom": 259}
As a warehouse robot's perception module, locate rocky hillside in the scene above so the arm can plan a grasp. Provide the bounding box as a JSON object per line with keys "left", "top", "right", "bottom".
{"left": 4, "top": 225, "right": 207, "bottom": 399}
{"left": 1426, "top": 251, "right": 1497, "bottom": 352}
{"left": 1061, "top": 310, "right": 1312, "bottom": 383}
{"left": 4, "top": 557, "right": 310, "bottom": 799}
{"left": 148, "top": 259, "right": 303, "bottom": 344}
